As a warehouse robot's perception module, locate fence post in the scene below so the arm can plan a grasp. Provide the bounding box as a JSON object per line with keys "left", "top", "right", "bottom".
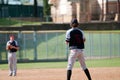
{"left": 89, "top": 33, "right": 93, "bottom": 59}
{"left": 99, "top": 33, "right": 102, "bottom": 58}
{"left": 119, "top": 34, "right": 120, "bottom": 57}
{"left": 5, "top": 33, "right": 8, "bottom": 61}
{"left": 18, "top": 31, "right": 22, "bottom": 60}
{"left": 66, "top": 44, "right": 69, "bottom": 59}
{"left": 33, "top": 31, "right": 37, "bottom": 61}
{"left": 109, "top": 33, "right": 112, "bottom": 58}
{"left": 56, "top": 32, "right": 58, "bottom": 58}
{"left": 45, "top": 32, "right": 48, "bottom": 59}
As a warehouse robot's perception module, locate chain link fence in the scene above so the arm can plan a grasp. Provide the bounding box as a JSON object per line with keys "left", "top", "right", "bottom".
{"left": 0, "top": 30, "right": 120, "bottom": 62}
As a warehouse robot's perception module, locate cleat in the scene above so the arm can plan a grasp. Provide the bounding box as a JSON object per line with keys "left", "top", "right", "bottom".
{"left": 13, "top": 73, "right": 16, "bottom": 76}
{"left": 9, "top": 73, "right": 12, "bottom": 76}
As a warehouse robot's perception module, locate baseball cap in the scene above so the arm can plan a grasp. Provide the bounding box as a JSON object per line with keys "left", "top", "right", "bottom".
{"left": 71, "top": 18, "right": 78, "bottom": 24}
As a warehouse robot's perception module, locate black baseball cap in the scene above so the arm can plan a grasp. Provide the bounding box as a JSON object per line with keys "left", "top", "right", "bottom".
{"left": 71, "top": 18, "right": 78, "bottom": 24}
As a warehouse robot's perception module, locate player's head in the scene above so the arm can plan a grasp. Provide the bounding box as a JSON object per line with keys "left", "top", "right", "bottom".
{"left": 9, "top": 35, "right": 15, "bottom": 41}
{"left": 70, "top": 18, "right": 79, "bottom": 28}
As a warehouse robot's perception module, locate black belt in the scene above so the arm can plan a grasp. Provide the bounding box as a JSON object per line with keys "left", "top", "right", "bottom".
{"left": 9, "top": 51, "right": 16, "bottom": 53}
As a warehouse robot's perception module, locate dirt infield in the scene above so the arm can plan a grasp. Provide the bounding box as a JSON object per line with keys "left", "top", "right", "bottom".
{"left": 0, "top": 67, "right": 120, "bottom": 80}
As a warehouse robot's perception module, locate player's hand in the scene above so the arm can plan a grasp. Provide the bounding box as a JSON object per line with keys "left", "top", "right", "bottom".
{"left": 8, "top": 45, "right": 19, "bottom": 50}
{"left": 66, "top": 42, "right": 69, "bottom": 45}
{"left": 7, "top": 45, "right": 13, "bottom": 49}
{"left": 83, "top": 38, "right": 86, "bottom": 42}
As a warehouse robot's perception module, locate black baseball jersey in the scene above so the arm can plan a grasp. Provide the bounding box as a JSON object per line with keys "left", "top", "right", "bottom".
{"left": 66, "top": 28, "right": 85, "bottom": 50}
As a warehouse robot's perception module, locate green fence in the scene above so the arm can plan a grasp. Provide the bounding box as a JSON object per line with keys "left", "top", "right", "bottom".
{"left": 85, "top": 31, "right": 120, "bottom": 59}
{"left": 0, "top": 31, "right": 120, "bottom": 62}
{"left": 0, "top": 4, "right": 43, "bottom": 18}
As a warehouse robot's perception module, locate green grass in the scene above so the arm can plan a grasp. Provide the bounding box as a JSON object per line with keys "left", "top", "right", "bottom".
{"left": 0, "top": 18, "right": 18, "bottom": 26}
{"left": 0, "top": 58, "right": 120, "bottom": 70}
{"left": 86, "top": 58, "right": 120, "bottom": 67}
{"left": 0, "top": 18, "right": 41, "bottom": 27}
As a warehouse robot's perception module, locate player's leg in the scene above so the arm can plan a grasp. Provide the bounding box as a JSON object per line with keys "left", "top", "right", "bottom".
{"left": 8, "top": 53, "right": 13, "bottom": 76}
{"left": 77, "top": 50, "right": 92, "bottom": 80}
{"left": 12, "top": 53, "right": 17, "bottom": 76}
{"left": 67, "top": 70, "right": 72, "bottom": 80}
{"left": 84, "top": 68, "right": 92, "bottom": 80}
{"left": 67, "top": 49, "right": 77, "bottom": 80}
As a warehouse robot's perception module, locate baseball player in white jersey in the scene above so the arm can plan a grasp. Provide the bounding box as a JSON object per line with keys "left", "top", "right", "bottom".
{"left": 6, "top": 35, "right": 19, "bottom": 76}
{"left": 65, "top": 18, "right": 92, "bottom": 80}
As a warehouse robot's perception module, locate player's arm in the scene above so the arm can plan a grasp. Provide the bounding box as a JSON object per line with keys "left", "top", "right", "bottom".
{"left": 6, "top": 45, "right": 10, "bottom": 50}
{"left": 65, "top": 31, "right": 70, "bottom": 45}
{"left": 15, "top": 46, "right": 19, "bottom": 50}
{"left": 81, "top": 30, "right": 86, "bottom": 42}
{"left": 6, "top": 45, "right": 19, "bottom": 50}
{"left": 13, "top": 41, "right": 19, "bottom": 50}
{"left": 10, "top": 45, "right": 19, "bottom": 50}
{"left": 6, "top": 42, "right": 11, "bottom": 50}
{"left": 6, "top": 41, "right": 19, "bottom": 50}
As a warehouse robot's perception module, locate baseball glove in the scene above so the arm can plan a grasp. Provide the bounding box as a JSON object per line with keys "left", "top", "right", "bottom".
{"left": 8, "top": 45, "right": 12, "bottom": 50}
{"left": 8, "top": 45, "right": 18, "bottom": 52}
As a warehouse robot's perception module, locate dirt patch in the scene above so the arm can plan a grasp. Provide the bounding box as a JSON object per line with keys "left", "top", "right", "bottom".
{"left": 0, "top": 67, "right": 120, "bottom": 80}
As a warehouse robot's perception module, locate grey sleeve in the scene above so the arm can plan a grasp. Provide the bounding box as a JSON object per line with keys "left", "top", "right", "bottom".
{"left": 65, "top": 30, "right": 70, "bottom": 42}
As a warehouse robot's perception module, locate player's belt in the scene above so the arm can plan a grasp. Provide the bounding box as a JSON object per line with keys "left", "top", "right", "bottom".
{"left": 69, "top": 46, "right": 84, "bottom": 50}
{"left": 9, "top": 51, "right": 16, "bottom": 53}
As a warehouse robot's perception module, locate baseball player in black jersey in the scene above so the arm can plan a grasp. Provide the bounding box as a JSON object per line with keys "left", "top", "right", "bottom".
{"left": 65, "top": 18, "right": 92, "bottom": 80}
{"left": 6, "top": 35, "right": 19, "bottom": 76}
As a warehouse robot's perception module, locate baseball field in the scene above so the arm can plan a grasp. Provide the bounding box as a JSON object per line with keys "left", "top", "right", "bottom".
{"left": 0, "top": 18, "right": 120, "bottom": 80}
{"left": 0, "top": 58, "right": 120, "bottom": 80}
{"left": 0, "top": 22, "right": 120, "bottom": 80}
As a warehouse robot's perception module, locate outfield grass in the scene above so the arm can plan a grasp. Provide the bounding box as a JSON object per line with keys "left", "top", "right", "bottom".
{"left": 0, "top": 58, "right": 120, "bottom": 70}
{"left": 0, "top": 18, "right": 41, "bottom": 27}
